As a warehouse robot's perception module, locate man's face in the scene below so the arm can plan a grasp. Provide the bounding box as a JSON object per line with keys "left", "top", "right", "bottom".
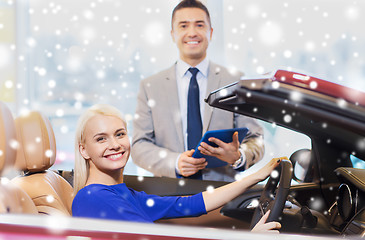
{"left": 171, "top": 7, "right": 213, "bottom": 66}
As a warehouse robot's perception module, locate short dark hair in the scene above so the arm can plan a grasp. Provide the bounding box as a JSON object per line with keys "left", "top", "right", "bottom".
{"left": 171, "top": 0, "right": 211, "bottom": 28}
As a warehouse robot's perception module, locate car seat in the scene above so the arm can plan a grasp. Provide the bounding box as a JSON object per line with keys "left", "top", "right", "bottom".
{"left": 0, "top": 101, "right": 38, "bottom": 214}
{"left": 11, "top": 111, "right": 74, "bottom": 216}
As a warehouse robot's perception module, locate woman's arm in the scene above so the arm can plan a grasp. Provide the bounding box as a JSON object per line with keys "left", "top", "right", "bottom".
{"left": 202, "top": 157, "right": 285, "bottom": 212}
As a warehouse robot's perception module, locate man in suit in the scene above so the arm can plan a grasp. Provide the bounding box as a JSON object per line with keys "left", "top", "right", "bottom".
{"left": 131, "top": 0, "right": 264, "bottom": 181}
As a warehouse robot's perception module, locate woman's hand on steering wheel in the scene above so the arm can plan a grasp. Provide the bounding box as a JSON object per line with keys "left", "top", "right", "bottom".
{"left": 256, "top": 157, "right": 289, "bottom": 182}
{"left": 250, "top": 158, "right": 293, "bottom": 230}
{"left": 251, "top": 210, "right": 281, "bottom": 233}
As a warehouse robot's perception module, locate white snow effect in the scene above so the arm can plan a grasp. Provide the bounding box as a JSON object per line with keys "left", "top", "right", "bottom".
{"left": 283, "top": 50, "right": 292, "bottom": 58}
{"left": 147, "top": 99, "right": 156, "bottom": 108}
{"left": 305, "top": 41, "right": 316, "bottom": 51}
{"left": 206, "top": 185, "right": 215, "bottom": 193}
{"left": 336, "top": 98, "right": 347, "bottom": 108}
{"left": 9, "top": 139, "right": 19, "bottom": 150}
{"left": 67, "top": 56, "right": 82, "bottom": 71}
{"left": 158, "top": 150, "right": 167, "bottom": 159}
{"left": 57, "top": 151, "right": 66, "bottom": 161}
{"left": 26, "top": 37, "right": 37, "bottom": 47}
{"left": 0, "top": 45, "right": 11, "bottom": 69}
{"left": 218, "top": 89, "right": 228, "bottom": 97}
{"left": 74, "top": 92, "right": 84, "bottom": 101}
{"left": 283, "top": 114, "right": 292, "bottom": 123}
{"left": 96, "top": 70, "right": 105, "bottom": 79}
{"left": 0, "top": 177, "right": 10, "bottom": 185}
{"left": 357, "top": 139, "right": 365, "bottom": 150}
{"left": 144, "top": 22, "right": 165, "bottom": 46}
{"left": 146, "top": 198, "right": 155, "bottom": 207}
{"left": 270, "top": 170, "right": 279, "bottom": 179}
{"left": 249, "top": 199, "right": 260, "bottom": 208}
{"left": 309, "top": 81, "right": 318, "bottom": 89}
{"left": 137, "top": 176, "right": 144, "bottom": 182}
{"left": 309, "top": 197, "right": 324, "bottom": 211}
{"left": 121, "top": 82, "right": 128, "bottom": 88}
{"left": 74, "top": 102, "right": 83, "bottom": 109}
{"left": 5, "top": 80, "right": 13, "bottom": 89}
{"left": 290, "top": 91, "right": 302, "bottom": 102}
{"left": 60, "top": 125, "right": 69, "bottom": 134}
{"left": 83, "top": 9, "right": 94, "bottom": 20}
{"left": 258, "top": 21, "right": 283, "bottom": 46}
{"left": 81, "top": 27, "right": 96, "bottom": 41}
{"left": 245, "top": 4, "right": 260, "bottom": 18}
{"left": 178, "top": 179, "right": 185, "bottom": 186}
{"left": 227, "top": 66, "right": 239, "bottom": 75}
{"left": 56, "top": 109, "right": 64, "bottom": 117}
{"left": 271, "top": 81, "right": 280, "bottom": 89}
{"left": 256, "top": 66, "right": 265, "bottom": 74}
{"left": 46, "top": 195, "right": 55, "bottom": 203}
{"left": 45, "top": 149, "right": 54, "bottom": 158}
{"left": 345, "top": 7, "right": 359, "bottom": 20}
{"left": 45, "top": 216, "right": 70, "bottom": 235}
{"left": 48, "top": 79, "right": 56, "bottom": 88}
{"left": 124, "top": 114, "right": 133, "bottom": 123}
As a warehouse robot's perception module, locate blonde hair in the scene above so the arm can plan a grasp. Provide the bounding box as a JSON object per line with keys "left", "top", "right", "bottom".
{"left": 73, "top": 104, "right": 126, "bottom": 195}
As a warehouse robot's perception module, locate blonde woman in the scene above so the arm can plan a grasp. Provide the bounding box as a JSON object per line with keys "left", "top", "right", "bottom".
{"left": 72, "top": 104, "right": 283, "bottom": 232}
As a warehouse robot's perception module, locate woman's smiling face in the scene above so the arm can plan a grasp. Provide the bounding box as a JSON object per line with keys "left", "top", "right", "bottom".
{"left": 80, "top": 114, "right": 130, "bottom": 174}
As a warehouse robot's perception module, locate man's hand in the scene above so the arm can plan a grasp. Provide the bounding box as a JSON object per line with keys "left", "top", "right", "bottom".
{"left": 251, "top": 210, "right": 281, "bottom": 233}
{"left": 178, "top": 149, "right": 207, "bottom": 177}
{"left": 198, "top": 131, "right": 241, "bottom": 165}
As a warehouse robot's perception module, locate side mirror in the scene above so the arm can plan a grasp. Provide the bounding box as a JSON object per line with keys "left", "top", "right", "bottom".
{"left": 289, "top": 149, "right": 312, "bottom": 183}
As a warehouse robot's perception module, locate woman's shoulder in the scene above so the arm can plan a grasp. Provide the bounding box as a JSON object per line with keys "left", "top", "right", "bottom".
{"left": 79, "top": 183, "right": 107, "bottom": 192}
{"left": 75, "top": 183, "right": 125, "bottom": 198}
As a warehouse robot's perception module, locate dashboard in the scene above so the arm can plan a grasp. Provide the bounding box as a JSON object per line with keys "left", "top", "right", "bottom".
{"left": 333, "top": 167, "right": 365, "bottom": 236}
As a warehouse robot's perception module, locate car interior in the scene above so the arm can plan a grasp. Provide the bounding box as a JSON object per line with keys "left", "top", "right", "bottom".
{"left": 0, "top": 69, "right": 364, "bottom": 237}
{"left": 203, "top": 69, "right": 365, "bottom": 236}
{"left": 0, "top": 102, "right": 38, "bottom": 214}
{"left": 11, "top": 111, "right": 74, "bottom": 216}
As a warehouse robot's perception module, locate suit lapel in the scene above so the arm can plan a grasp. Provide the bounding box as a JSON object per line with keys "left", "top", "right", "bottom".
{"left": 164, "top": 63, "right": 184, "bottom": 150}
{"left": 203, "top": 62, "right": 221, "bottom": 132}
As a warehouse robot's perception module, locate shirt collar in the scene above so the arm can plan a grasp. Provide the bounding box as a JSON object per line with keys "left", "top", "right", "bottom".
{"left": 176, "top": 58, "right": 209, "bottom": 78}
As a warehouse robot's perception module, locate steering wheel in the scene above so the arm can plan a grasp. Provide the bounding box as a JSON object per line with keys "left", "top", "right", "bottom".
{"left": 250, "top": 159, "right": 293, "bottom": 229}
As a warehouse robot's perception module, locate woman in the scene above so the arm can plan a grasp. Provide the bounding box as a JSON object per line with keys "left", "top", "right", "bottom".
{"left": 72, "top": 104, "right": 284, "bottom": 232}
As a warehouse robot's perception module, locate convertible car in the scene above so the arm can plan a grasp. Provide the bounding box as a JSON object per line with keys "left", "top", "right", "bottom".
{"left": 0, "top": 69, "right": 364, "bottom": 239}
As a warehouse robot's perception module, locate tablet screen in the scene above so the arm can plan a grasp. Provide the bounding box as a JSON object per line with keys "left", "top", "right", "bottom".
{"left": 192, "top": 127, "right": 249, "bottom": 168}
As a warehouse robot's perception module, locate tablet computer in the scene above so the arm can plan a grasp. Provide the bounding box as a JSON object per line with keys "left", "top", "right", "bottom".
{"left": 192, "top": 127, "right": 249, "bottom": 168}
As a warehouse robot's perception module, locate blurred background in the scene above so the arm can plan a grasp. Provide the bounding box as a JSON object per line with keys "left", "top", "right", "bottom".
{"left": 0, "top": 0, "right": 363, "bottom": 175}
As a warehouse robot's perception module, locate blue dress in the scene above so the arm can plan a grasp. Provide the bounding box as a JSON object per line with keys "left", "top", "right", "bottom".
{"left": 72, "top": 183, "right": 207, "bottom": 223}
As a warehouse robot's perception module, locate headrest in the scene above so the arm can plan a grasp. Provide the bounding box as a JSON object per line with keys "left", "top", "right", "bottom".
{"left": 15, "top": 111, "right": 56, "bottom": 173}
{"left": 0, "top": 102, "right": 16, "bottom": 174}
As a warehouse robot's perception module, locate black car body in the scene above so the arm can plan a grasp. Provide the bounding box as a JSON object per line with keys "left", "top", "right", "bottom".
{"left": 205, "top": 69, "right": 365, "bottom": 236}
